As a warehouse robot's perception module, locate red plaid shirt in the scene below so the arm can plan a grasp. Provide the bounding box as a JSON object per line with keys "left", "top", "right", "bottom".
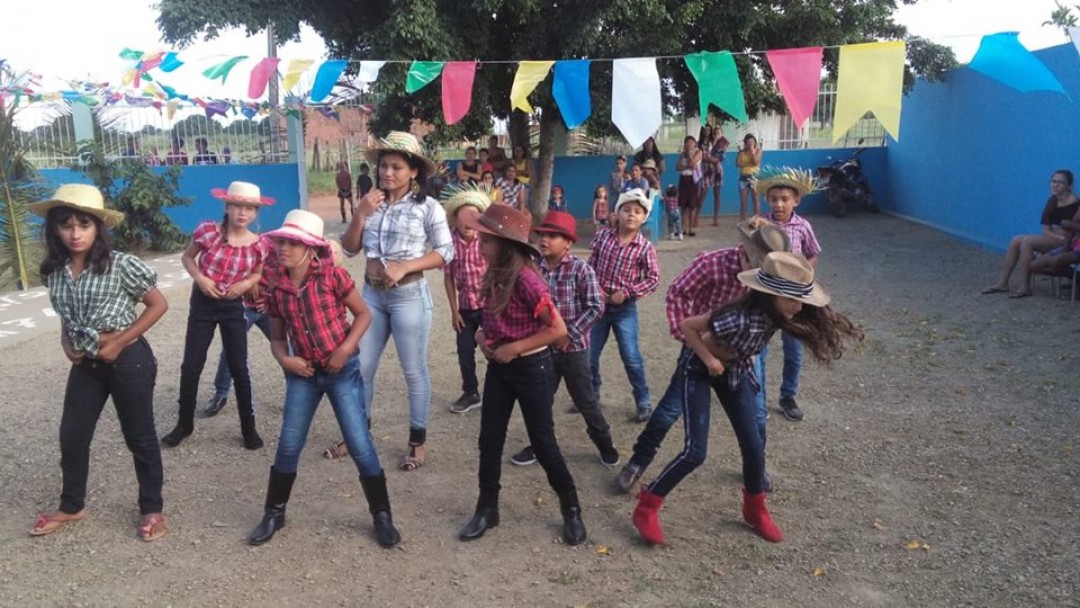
{"left": 265, "top": 259, "right": 357, "bottom": 364}
{"left": 193, "top": 221, "right": 269, "bottom": 292}
{"left": 769, "top": 212, "right": 821, "bottom": 259}
{"left": 587, "top": 227, "right": 660, "bottom": 301}
{"left": 444, "top": 230, "right": 487, "bottom": 310}
{"left": 481, "top": 267, "right": 555, "bottom": 347}
{"left": 539, "top": 253, "right": 604, "bottom": 352}
{"left": 665, "top": 246, "right": 747, "bottom": 342}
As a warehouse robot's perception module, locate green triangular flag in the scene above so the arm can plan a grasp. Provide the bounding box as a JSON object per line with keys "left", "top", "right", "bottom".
{"left": 406, "top": 61, "right": 445, "bottom": 93}
{"left": 119, "top": 48, "right": 144, "bottom": 61}
{"left": 684, "top": 51, "right": 748, "bottom": 123}
{"left": 202, "top": 56, "right": 249, "bottom": 84}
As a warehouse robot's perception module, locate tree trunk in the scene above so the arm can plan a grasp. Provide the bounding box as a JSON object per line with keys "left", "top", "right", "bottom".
{"left": 508, "top": 111, "right": 530, "bottom": 153}
{"left": 529, "top": 108, "right": 563, "bottom": 219}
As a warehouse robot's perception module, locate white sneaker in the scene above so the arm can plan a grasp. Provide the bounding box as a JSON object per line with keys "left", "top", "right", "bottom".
{"left": 669, "top": 232, "right": 676, "bottom": 240}
{"left": 677, "top": 233, "right": 684, "bottom": 241}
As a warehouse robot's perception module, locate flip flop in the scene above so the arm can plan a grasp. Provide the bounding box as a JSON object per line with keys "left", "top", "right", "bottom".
{"left": 400, "top": 444, "right": 426, "bottom": 471}
{"left": 29, "top": 509, "right": 86, "bottom": 537}
{"left": 138, "top": 513, "right": 167, "bottom": 542}
{"left": 981, "top": 287, "right": 1008, "bottom": 295}
{"left": 323, "top": 440, "right": 349, "bottom": 460}
{"left": 1008, "top": 291, "right": 1032, "bottom": 299}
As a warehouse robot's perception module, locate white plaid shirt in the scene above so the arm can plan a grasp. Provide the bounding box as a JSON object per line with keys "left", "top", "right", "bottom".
{"left": 358, "top": 193, "right": 454, "bottom": 264}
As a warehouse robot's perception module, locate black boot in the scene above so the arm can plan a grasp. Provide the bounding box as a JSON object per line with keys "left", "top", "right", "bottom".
{"left": 240, "top": 415, "right": 264, "bottom": 450}
{"left": 459, "top": 494, "right": 499, "bottom": 541}
{"left": 161, "top": 403, "right": 196, "bottom": 447}
{"left": 359, "top": 473, "right": 400, "bottom": 547}
{"left": 248, "top": 467, "right": 296, "bottom": 545}
{"left": 559, "top": 489, "right": 587, "bottom": 546}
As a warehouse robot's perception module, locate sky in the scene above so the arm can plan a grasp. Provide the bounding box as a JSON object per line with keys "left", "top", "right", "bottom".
{"left": 0, "top": 0, "right": 1072, "bottom": 100}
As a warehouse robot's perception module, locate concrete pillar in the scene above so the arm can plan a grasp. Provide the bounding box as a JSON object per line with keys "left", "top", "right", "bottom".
{"left": 287, "top": 113, "right": 308, "bottom": 209}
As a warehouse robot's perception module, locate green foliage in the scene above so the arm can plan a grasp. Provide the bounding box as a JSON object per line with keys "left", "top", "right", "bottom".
{"left": 1044, "top": 1, "right": 1079, "bottom": 33}
{"left": 72, "top": 143, "right": 191, "bottom": 252}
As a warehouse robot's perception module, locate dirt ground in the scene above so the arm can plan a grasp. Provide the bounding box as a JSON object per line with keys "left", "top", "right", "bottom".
{"left": 1, "top": 198, "right": 1077, "bottom": 607}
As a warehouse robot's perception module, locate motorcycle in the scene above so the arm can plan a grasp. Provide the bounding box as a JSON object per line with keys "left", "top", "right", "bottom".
{"left": 815, "top": 147, "right": 878, "bottom": 218}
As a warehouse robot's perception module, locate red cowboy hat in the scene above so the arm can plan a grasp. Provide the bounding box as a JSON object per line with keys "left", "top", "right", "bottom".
{"left": 533, "top": 210, "right": 578, "bottom": 243}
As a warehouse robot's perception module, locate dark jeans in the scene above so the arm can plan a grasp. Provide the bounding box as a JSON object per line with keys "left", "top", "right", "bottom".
{"left": 177, "top": 288, "right": 254, "bottom": 427}
{"left": 647, "top": 350, "right": 765, "bottom": 497}
{"left": 476, "top": 349, "right": 576, "bottom": 503}
{"left": 552, "top": 349, "right": 611, "bottom": 442}
{"left": 60, "top": 337, "right": 163, "bottom": 515}
{"left": 213, "top": 308, "right": 272, "bottom": 399}
{"left": 455, "top": 308, "right": 483, "bottom": 394}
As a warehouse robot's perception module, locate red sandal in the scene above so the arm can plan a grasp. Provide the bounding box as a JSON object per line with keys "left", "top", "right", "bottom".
{"left": 138, "top": 513, "right": 167, "bottom": 542}
{"left": 29, "top": 509, "right": 86, "bottom": 537}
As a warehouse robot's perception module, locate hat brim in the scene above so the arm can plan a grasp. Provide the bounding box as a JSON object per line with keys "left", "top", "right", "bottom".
{"left": 533, "top": 224, "right": 578, "bottom": 243}
{"left": 26, "top": 200, "right": 125, "bottom": 229}
{"left": 211, "top": 188, "right": 275, "bottom": 206}
{"left": 736, "top": 268, "right": 831, "bottom": 307}
{"left": 466, "top": 213, "right": 541, "bottom": 257}
{"left": 264, "top": 227, "right": 330, "bottom": 250}
{"left": 364, "top": 143, "right": 437, "bottom": 177}
{"left": 754, "top": 177, "right": 812, "bottom": 197}
{"left": 443, "top": 192, "right": 491, "bottom": 218}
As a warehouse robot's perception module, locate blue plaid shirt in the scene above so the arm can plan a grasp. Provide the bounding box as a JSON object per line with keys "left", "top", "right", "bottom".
{"left": 357, "top": 193, "right": 454, "bottom": 265}
{"left": 708, "top": 305, "right": 778, "bottom": 390}
{"left": 539, "top": 253, "right": 604, "bottom": 352}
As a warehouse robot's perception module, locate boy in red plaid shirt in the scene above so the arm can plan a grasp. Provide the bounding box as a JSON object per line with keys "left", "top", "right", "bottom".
{"left": 588, "top": 188, "right": 660, "bottom": 422}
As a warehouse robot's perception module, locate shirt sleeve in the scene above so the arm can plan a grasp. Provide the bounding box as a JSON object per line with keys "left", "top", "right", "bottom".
{"left": 331, "top": 266, "right": 357, "bottom": 298}
{"left": 709, "top": 308, "right": 743, "bottom": 339}
{"left": 518, "top": 269, "right": 550, "bottom": 311}
{"left": 626, "top": 241, "right": 660, "bottom": 300}
{"left": 424, "top": 197, "right": 455, "bottom": 264}
{"left": 569, "top": 263, "right": 605, "bottom": 344}
{"left": 801, "top": 223, "right": 822, "bottom": 259}
{"left": 265, "top": 285, "right": 282, "bottom": 319}
{"left": 193, "top": 220, "right": 219, "bottom": 252}
{"left": 665, "top": 253, "right": 708, "bottom": 341}
{"left": 115, "top": 252, "right": 157, "bottom": 301}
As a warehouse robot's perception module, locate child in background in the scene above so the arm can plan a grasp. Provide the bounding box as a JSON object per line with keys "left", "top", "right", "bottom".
{"left": 356, "top": 163, "right": 374, "bottom": 199}
{"left": 664, "top": 185, "right": 683, "bottom": 241}
{"left": 28, "top": 184, "right": 169, "bottom": 541}
{"left": 458, "top": 204, "right": 586, "bottom": 546}
{"left": 609, "top": 155, "right": 627, "bottom": 200}
{"left": 336, "top": 162, "right": 354, "bottom": 224}
{"left": 478, "top": 148, "right": 494, "bottom": 175}
{"left": 442, "top": 186, "right": 491, "bottom": 414}
{"left": 591, "top": 185, "right": 609, "bottom": 230}
{"left": 549, "top": 185, "right": 567, "bottom": 213}
{"left": 588, "top": 189, "right": 660, "bottom": 422}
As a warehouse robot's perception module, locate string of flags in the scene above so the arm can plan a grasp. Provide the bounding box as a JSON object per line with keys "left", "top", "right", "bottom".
{"left": 1, "top": 31, "right": 1073, "bottom": 146}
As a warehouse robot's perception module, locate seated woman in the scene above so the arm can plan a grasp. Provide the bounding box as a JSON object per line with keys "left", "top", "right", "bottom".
{"left": 983, "top": 169, "right": 1080, "bottom": 298}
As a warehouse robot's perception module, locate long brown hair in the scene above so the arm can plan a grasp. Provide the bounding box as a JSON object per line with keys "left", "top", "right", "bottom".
{"left": 481, "top": 236, "right": 537, "bottom": 314}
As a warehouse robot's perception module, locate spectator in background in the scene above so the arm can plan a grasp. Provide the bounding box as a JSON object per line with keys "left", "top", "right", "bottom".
{"left": 496, "top": 164, "right": 527, "bottom": 211}
{"left": 356, "top": 163, "right": 374, "bottom": 198}
{"left": 480, "top": 170, "right": 502, "bottom": 203}
{"left": 478, "top": 148, "right": 494, "bottom": 175}
{"left": 336, "top": 162, "right": 354, "bottom": 224}
{"left": 486, "top": 135, "right": 509, "bottom": 174}
{"left": 512, "top": 144, "right": 533, "bottom": 186}
{"left": 549, "top": 185, "right": 567, "bottom": 213}
{"left": 193, "top": 138, "right": 219, "bottom": 165}
{"left": 634, "top": 137, "right": 665, "bottom": 179}
{"left": 610, "top": 155, "right": 627, "bottom": 201}
{"left": 222, "top": 147, "right": 233, "bottom": 164}
{"left": 624, "top": 163, "right": 649, "bottom": 192}
{"left": 736, "top": 134, "right": 763, "bottom": 220}
{"left": 704, "top": 127, "right": 729, "bottom": 226}
{"left": 457, "top": 146, "right": 483, "bottom": 184}
{"left": 145, "top": 145, "right": 163, "bottom": 167}
{"left": 166, "top": 136, "right": 189, "bottom": 166}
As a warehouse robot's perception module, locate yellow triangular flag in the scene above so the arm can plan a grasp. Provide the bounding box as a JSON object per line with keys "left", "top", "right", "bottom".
{"left": 832, "top": 41, "right": 905, "bottom": 143}
{"left": 282, "top": 59, "right": 315, "bottom": 92}
{"left": 510, "top": 61, "right": 554, "bottom": 113}
{"left": 166, "top": 100, "right": 179, "bottom": 120}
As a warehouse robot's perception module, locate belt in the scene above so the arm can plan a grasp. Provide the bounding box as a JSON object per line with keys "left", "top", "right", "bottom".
{"left": 365, "top": 271, "right": 423, "bottom": 290}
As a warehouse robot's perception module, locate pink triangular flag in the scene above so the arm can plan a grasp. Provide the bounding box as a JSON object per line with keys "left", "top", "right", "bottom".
{"left": 248, "top": 57, "right": 281, "bottom": 99}
{"left": 765, "top": 47, "right": 823, "bottom": 129}
{"left": 442, "top": 61, "right": 477, "bottom": 125}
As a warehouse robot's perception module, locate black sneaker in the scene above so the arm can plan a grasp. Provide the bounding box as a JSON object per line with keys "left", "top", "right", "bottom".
{"left": 599, "top": 446, "right": 621, "bottom": 469}
{"left": 450, "top": 392, "right": 481, "bottom": 414}
{"left": 779, "top": 397, "right": 804, "bottom": 421}
{"left": 633, "top": 407, "right": 652, "bottom": 423}
{"left": 614, "top": 462, "right": 643, "bottom": 493}
{"left": 510, "top": 446, "right": 537, "bottom": 466}
{"left": 202, "top": 394, "right": 228, "bottom": 418}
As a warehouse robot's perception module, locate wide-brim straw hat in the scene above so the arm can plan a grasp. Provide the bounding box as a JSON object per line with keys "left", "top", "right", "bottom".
{"left": 615, "top": 188, "right": 653, "bottom": 216}
{"left": 466, "top": 204, "right": 540, "bottom": 257}
{"left": 264, "top": 209, "right": 329, "bottom": 251}
{"left": 755, "top": 166, "right": 819, "bottom": 197}
{"left": 737, "top": 216, "right": 791, "bottom": 267}
{"left": 737, "top": 251, "right": 830, "bottom": 307}
{"left": 27, "top": 184, "right": 125, "bottom": 229}
{"left": 364, "top": 131, "right": 437, "bottom": 176}
{"left": 441, "top": 184, "right": 492, "bottom": 218}
{"left": 211, "top": 181, "right": 275, "bottom": 205}
{"left": 534, "top": 210, "right": 578, "bottom": 243}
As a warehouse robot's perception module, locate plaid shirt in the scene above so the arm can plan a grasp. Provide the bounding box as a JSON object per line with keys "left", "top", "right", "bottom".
{"left": 444, "top": 230, "right": 487, "bottom": 310}
{"left": 193, "top": 221, "right": 269, "bottom": 292}
{"left": 356, "top": 193, "right": 454, "bottom": 265}
{"left": 481, "top": 267, "right": 555, "bottom": 347}
{"left": 539, "top": 253, "right": 604, "bottom": 352}
{"left": 46, "top": 251, "right": 157, "bottom": 356}
{"left": 769, "top": 212, "right": 821, "bottom": 259}
{"left": 708, "top": 304, "right": 778, "bottom": 391}
{"left": 265, "top": 259, "right": 357, "bottom": 365}
{"left": 665, "top": 247, "right": 747, "bottom": 342}
{"left": 496, "top": 178, "right": 526, "bottom": 210}
{"left": 593, "top": 197, "right": 609, "bottom": 223}
{"left": 588, "top": 227, "right": 660, "bottom": 301}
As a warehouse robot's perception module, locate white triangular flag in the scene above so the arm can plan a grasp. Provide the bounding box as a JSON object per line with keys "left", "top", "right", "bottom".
{"left": 611, "top": 58, "right": 661, "bottom": 148}
{"left": 357, "top": 61, "right": 387, "bottom": 82}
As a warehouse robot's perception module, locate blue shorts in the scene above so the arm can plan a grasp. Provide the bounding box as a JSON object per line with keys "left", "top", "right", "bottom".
{"left": 738, "top": 175, "right": 757, "bottom": 191}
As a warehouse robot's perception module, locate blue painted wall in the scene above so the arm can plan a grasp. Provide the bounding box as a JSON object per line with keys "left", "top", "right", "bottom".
{"left": 886, "top": 43, "right": 1080, "bottom": 251}
{"left": 38, "top": 164, "right": 302, "bottom": 234}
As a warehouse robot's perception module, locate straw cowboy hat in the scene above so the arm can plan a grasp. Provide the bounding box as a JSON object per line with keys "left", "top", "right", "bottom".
{"left": 737, "top": 251, "right": 830, "bottom": 307}
{"left": 264, "top": 209, "right": 330, "bottom": 251}
{"left": 440, "top": 184, "right": 492, "bottom": 218}
{"left": 737, "top": 216, "right": 791, "bottom": 267}
{"left": 640, "top": 159, "right": 657, "bottom": 171}
{"left": 754, "top": 167, "right": 819, "bottom": 197}
{"left": 364, "top": 131, "right": 437, "bottom": 176}
{"left": 467, "top": 204, "right": 540, "bottom": 257}
{"left": 211, "top": 181, "right": 276, "bottom": 205}
{"left": 27, "top": 184, "right": 125, "bottom": 228}
{"left": 615, "top": 188, "right": 653, "bottom": 216}
{"left": 534, "top": 210, "right": 579, "bottom": 243}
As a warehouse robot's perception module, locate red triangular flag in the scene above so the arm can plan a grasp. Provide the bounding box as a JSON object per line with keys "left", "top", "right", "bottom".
{"left": 441, "top": 61, "right": 477, "bottom": 125}
{"left": 248, "top": 57, "right": 282, "bottom": 99}
{"left": 765, "top": 47, "right": 823, "bottom": 129}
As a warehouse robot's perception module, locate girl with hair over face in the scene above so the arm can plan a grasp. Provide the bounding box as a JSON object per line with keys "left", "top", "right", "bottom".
{"left": 338, "top": 132, "right": 454, "bottom": 470}
{"left": 27, "top": 185, "right": 169, "bottom": 541}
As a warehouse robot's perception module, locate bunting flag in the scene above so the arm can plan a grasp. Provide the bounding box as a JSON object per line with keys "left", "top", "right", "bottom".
{"left": 282, "top": 59, "right": 315, "bottom": 91}
{"left": 611, "top": 58, "right": 661, "bottom": 148}
{"left": 441, "top": 61, "right": 477, "bottom": 125}
{"left": 356, "top": 60, "right": 387, "bottom": 83}
{"left": 765, "top": 47, "right": 823, "bottom": 129}
{"left": 160, "top": 52, "right": 184, "bottom": 73}
{"left": 406, "top": 61, "right": 445, "bottom": 93}
{"left": 510, "top": 61, "right": 554, "bottom": 113}
{"left": 202, "top": 56, "right": 248, "bottom": 84}
{"left": 119, "top": 48, "right": 144, "bottom": 61}
{"left": 553, "top": 60, "right": 592, "bottom": 129}
{"left": 683, "top": 51, "right": 748, "bottom": 123}
{"left": 248, "top": 57, "right": 280, "bottom": 99}
{"left": 833, "top": 41, "right": 905, "bottom": 143}
{"left": 1070, "top": 27, "right": 1080, "bottom": 58}
{"left": 166, "top": 100, "right": 179, "bottom": 120}
{"left": 967, "top": 32, "right": 1067, "bottom": 97}
{"left": 204, "top": 100, "right": 231, "bottom": 118}
{"left": 309, "top": 59, "right": 348, "bottom": 102}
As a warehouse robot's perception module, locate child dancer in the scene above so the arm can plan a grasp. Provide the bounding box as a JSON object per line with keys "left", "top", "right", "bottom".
{"left": 442, "top": 186, "right": 490, "bottom": 414}
{"left": 28, "top": 184, "right": 169, "bottom": 541}
{"left": 632, "top": 252, "right": 862, "bottom": 545}
{"left": 162, "top": 181, "right": 273, "bottom": 450}
{"left": 664, "top": 184, "right": 683, "bottom": 240}
{"left": 591, "top": 185, "right": 609, "bottom": 231}
{"left": 248, "top": 209, "right": 400, "bottom": 547}
{"left": 509, "top": 211, "right": 618, "bottom": 468}
{"left": 588, "top": 188, "right": 660, "bottom": 422}
{"left": 458, "top": 205, "right": 586, "bottom": 546}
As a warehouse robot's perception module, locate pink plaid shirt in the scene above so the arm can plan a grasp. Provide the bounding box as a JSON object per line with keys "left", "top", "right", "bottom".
{"left": 587, "top": 227, "right": 660, "bottom": 301}
{"left": 193, "top": 221, "right": 269, "bottom": 292}
{"left": 481, "top": 267, "right": 555, "bottom": 347}
{"left": 769, "top": 212, "right": 821, "bottom": 259}
{"left": 444, "top": 230, "right": 487, "bottom": 310}
{"left": 265, "top": 259, "right": 357, "bottom": 365}
{"left": 665, "top": 246, "right": 747, "bottom": 342}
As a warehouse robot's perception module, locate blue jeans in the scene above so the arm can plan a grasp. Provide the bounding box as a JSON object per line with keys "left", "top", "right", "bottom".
{"left": 274, "top": 356, "right": 382, "bottom": 476}
{"left": 667, "top": 208, "right": 683, "bottom": 235}
{"left": 754, "top": 329, "right": 802, "bottom": 425}
{"left": 589, "top": 301, "right": 651, "bottom": 412}
{"left": 359, "top": 280, "right": 433, "bottom": 434}
{"left": 213, "top": 308, "right": 272, "bottom": 398}
{"left": 647, "top": 351, "right": 765, "bottom": 497}
{"left": 628, "top": 347, "right": 691, "bottom": 469}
